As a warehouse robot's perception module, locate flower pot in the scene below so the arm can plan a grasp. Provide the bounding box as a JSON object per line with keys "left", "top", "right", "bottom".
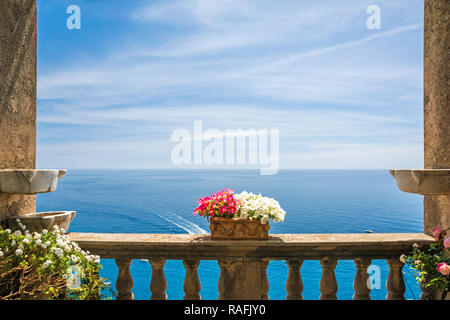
{"left": 209, "top": 217, "right": 270, "bottom": 240}
{"left": 8, "top": 211, "right": 76, "bottom": 233}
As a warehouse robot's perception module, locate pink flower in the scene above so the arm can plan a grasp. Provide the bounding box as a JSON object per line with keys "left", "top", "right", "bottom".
{"left": 444, "top": 237, "right": 450, "bottom": 249}
{"left": 193, "top": 189, "right": 240, "bottom": 218}
{"left": 437, "top": 262, "right": 450, "bottom": 276}
{"left": 433, "top": 227, "right": 443, "bottom": 241}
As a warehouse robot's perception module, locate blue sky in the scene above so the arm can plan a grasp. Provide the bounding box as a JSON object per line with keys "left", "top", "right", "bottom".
{"left": 37, "top": 0, "right": 424, "bottom": 169}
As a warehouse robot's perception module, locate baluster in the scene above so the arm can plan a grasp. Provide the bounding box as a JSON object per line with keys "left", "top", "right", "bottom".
{"left": 386, "top": 259, "right": 405, "bottom": 300}
{"left": 115, "top": 259, "right": 134, "bottom": 300}
{"left": 353, "top": 258, "right": 372, "bottom": 300}
{"left": 319, "top": 257, "right": 338, "bottom": 300}
{"left": 217, "top": 259, "right": 231, "bottom": 300}
{"left": 183, "top": 259, "right": 201, "bottom": 300}
{"left": 285, "top": 260, "right": 304, "bottom": 300}
{"left": 260, "top": 259, "right": 270, "bottom": 300}
{"left": 149, "top": 258, "right": 168, "bottom": 300}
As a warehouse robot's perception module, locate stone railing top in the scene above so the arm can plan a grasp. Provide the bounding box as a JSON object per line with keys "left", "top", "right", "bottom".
{"left": 68, "top": 232, "right": 433, "bottom": 260}
{"left": 0, "top": 169, "right": 66, "bottom": 195}
{"left": 390, "top": 169, "right": 450, "bottom": 195}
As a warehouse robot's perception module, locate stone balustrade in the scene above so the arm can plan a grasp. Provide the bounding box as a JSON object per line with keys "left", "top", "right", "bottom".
{"left": 68, "top": 232, "right": 433, "bottom": 300}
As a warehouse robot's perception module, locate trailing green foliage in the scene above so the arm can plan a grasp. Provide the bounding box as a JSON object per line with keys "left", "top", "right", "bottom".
{"left": 0, "top": 220, "right": 115, "bottom": 300}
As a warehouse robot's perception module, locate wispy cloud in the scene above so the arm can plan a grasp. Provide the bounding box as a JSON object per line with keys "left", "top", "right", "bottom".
{"left": 37, "top": 0, "right": 424, "bottom": 169}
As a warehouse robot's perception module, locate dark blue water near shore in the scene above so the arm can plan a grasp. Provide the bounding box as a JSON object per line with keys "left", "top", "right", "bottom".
{"left": 37, "top": 170, "right": 423, "bottom": 300}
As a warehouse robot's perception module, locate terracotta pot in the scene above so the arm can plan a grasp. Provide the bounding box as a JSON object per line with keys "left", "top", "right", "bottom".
{"left": 209, "top": 217, "right": 270, "bottom": 240}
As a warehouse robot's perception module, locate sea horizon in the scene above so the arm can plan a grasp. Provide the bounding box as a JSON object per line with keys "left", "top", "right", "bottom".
{"left": 36, "top": 169, "right": 423, "bottom": 299}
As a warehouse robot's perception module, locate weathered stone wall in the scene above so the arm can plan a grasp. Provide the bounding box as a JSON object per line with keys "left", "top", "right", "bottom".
{"left": 0, "top": 0, "right": 37, "bottom": 224}
{"left": 424, "top": 0, "right": 449, "bottom": 300}
{"left": 423, "top": 0, "right": 450, "bottom": 236}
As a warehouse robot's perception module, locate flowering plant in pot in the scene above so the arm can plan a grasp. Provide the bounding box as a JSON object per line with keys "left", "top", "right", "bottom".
{"left": 400, "top": 227, "right": 449, "bottom": 300}
{"left": 0, "top": 219, "right": 115, "bottom": 300}
{"left": 193, "top": 189, "right": 286, "bottom": 240}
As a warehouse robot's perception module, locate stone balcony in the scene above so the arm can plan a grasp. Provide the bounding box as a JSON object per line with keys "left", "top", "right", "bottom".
{"left": 69, "top": 232, "right": 434, "bottom": 300}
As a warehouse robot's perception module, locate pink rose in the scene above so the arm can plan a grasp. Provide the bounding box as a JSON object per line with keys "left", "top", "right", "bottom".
{"left": 444, "top": 237, "right": 450, "bottom": 249}
{"left": 433, "top": 227, "right": 443, "bottom": 241}
{"left": 437, "top": 262, "right": 450, "bottom": 276}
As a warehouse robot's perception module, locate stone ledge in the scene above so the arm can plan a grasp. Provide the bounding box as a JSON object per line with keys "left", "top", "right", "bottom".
{"left": 68, "top": 232, "right": 434, "bottom": 260}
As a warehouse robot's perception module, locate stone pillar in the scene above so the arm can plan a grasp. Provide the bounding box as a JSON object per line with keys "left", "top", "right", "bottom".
{"left": 0, "top": 0, "right": 37, "bottom": 225}
{"left": 218, "top": 258, "right": 269, "bottom": 300}
{"left": 423, "top": 0, "right": 450, "bottom": 235}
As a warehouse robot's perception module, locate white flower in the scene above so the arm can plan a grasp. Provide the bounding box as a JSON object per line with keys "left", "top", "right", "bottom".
{"left": 10, "top": 240, "right": 16, "bottom": 246}
{"left": 15, "top": 249, "right": 23, "bottom": 256}
{"left": 45, "top": 241, "right": 51, "bottom": 246}
{"left": 234, "top": 191, "right": 286, "bottom": 224}
{"left": 22, "top": 238, "right": 30, "bottom": 244}
{"left": 51, "top": 247, "right": 64, "bottom": 258}
{"left": 5, "top": 229, "right": 11, "bottom": 234}
{"left": 36, "top": 239, "right": 42, "bottom": 246}
{"left": 15, "top": 218, "right": 20, "bottom": 223}
{"left": 41, "top": 244, "right": 47, "bottom": 249}
{"left": 72, "top": 243, "right": 81, "bottom": 252}
{"left": 0, "top": 251, "right": 3, "bottom": 257}
{"left": 42, "top": 260, "right": 52, "bottom": 269}
{"left": 14, "top": 230, "right": 22, "bottom": 236}
{"left": 42, "top": 229, "right": 48, "bottom": 235}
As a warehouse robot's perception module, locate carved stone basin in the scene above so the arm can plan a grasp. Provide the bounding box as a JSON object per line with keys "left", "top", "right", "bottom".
{"left": 0, "top": 169, "right": 66, "bottom": 194}
{"left": 390, "top": 169, "right": 450, "bottom": 195}
{"left": 8, "top": 211, "right": 76, "bottom": 233}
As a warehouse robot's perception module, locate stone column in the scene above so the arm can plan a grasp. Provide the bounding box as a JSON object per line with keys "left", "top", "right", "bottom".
{"left": 0, "top": 0, "right": 37, "bottom": 225}
{"left": 423, "top": 0, "right": 450, "bottom": 235}
{"left": 218, "top": 258, "right": 269, "bottom": 300}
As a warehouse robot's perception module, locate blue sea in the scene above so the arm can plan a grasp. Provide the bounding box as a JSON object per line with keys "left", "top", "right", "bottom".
{"left": 37, "top": 170, "right": 423, "bottom": 300}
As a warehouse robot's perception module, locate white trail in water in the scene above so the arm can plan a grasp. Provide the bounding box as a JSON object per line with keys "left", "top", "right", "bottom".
{"left": 156, "top": 213, "right": 208, "bottom": 234}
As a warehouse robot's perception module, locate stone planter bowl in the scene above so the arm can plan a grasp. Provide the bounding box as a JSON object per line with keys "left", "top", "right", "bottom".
{"left": 0, "top": 169, "right": 67, "bottom": 195}
{"left": 209, "top": 217, "right": 270, "bottom": 240}
{"left": 8, "top": 211, "right": 76, "bottom": 234}
{"left": 390, "top": 169, "right": 450, "bottom": 195}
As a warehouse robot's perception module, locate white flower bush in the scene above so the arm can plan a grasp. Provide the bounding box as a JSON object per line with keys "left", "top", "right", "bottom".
{"left": 0, "top": 219, "right": 114, "bottom": 300}
{"left": 234, "top": 191, "right": 286, "bottom": 224}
